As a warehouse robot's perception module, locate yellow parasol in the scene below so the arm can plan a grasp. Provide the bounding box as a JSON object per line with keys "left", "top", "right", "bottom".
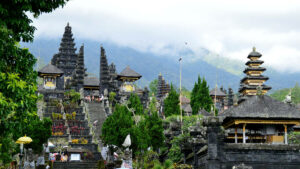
{"left": 16, "top": 135, "right": 32, "bottom": 144}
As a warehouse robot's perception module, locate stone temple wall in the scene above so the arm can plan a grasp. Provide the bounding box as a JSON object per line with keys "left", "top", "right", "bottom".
{"left": 200, "top": 117, "right": 300, "bottom": 169}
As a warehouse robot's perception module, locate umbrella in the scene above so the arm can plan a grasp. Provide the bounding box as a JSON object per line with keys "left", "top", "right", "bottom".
{"left": 16, "top": 135, "right": 32, "bottom": 144}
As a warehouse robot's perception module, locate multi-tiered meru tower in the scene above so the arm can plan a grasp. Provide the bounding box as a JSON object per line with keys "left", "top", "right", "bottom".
{"left": 156, "top": 73, "right": 170, "bottom": 100}
{"left": 51, "top": 23, "right": 77, "bottom": 77}
{"left": 239, "top": 47, "right": 271, "bottom": 102}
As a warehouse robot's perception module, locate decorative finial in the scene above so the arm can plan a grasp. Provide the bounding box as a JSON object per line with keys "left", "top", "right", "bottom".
{"left": 67, "top": 22, "right": 69, "bottom": 27}
{"left": 253, "top": 46, "right": 256, "bottom": 52}
{"left": 159, "top": 72, "right": 162, "bottom": 76}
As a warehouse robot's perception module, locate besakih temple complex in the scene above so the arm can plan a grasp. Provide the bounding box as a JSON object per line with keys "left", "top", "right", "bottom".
{"left": 239, "top": 47, "right": 271, "bottom": 102}
{"left": 37, "top": 23, "right": 149, "bottom": 168}
{"left": 192, "top": 48, "right": 300, "bottom": 169}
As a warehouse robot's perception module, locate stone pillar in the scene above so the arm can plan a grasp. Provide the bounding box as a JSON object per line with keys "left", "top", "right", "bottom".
{"left": 235, "top": 127, "right": 238, "bottom": 143}
{"left": 243, "top": 124, "right": 246, "bottom": 144}
{"left": 204, "top": 117, "right": 223, "bottom": 169}
{"left": 284, "top": 124, "right": 288, "bottom": 144}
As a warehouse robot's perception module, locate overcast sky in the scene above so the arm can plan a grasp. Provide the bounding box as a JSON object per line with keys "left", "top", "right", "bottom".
{"left": 32, "top": 0, "right": 300, "bottom": 73}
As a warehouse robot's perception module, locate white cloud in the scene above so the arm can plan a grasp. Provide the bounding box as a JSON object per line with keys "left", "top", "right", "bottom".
{"left": 32, "top": 0, "right": 300, "bottom": 73}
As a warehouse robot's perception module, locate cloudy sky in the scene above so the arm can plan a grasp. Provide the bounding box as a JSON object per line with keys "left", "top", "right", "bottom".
{"left": 32, "top": 0, "right": 300, "bottom": 73}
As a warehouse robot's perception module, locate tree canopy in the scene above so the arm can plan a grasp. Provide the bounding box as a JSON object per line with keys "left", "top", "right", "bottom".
{"left": 149, "top": 79, "right": 158, "bottom": 96}
{"left": 128, "top": 93, "right": 144, "bottom": 115}
{"left": 0, "top": 0, "right": 68, "bottom": 164}
{"left": 101, "top": 104, "right": 134, "bottom": 147}
{"left": 0, "top": 0, "right": 68, "bottom": 42}
{"left": 163, "top": 84, "right": 180, "bottom": 117}
{"left": 190, "top": 76, "right": 213, "bottom": 114}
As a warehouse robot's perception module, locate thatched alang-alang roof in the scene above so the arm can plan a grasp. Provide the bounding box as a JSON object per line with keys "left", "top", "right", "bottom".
{"left": 38, "top": 64, "right": 63, "bottom": 76}
{"left": 118, "top": 66, "right": 141, "bottom": 78}
{"left": 222, "top": 95, "right": 300, "bottom": 120}
{"left": 84, "top": 77, "right": 99, "bottom": 87}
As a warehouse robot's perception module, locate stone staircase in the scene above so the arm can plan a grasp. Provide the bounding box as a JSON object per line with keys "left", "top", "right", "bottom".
{"left": 86, "top": 102, "right": 107, "bottom": 143}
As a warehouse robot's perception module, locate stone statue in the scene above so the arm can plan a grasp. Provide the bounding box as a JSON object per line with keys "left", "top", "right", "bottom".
{"left": 284, "top": 89, "right": 292, "bottom": 104}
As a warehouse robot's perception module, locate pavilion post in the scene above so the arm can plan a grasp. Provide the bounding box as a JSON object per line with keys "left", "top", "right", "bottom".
{"left": 235, "top": 127, "right": 238, "bottom": 143}
{"left": 243, "top": 124, "right": 246, "bottom": 144}
{"left": 284, "top": 124, "right": 288, "bottom": 144}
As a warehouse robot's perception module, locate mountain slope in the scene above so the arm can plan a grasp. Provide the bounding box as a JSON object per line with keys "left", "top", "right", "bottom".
{"left": 22, "top": 38, "right": 300, "bottom": 92}
{"left": 23, "top": 38, "right": 240, "bottom": 90}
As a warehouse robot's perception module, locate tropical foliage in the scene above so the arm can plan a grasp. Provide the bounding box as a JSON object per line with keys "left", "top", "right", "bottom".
{"left": 270, "top": 83, "right": 300, "bottom": 104}
{"left": 0, "top": 0, "right": 68, "bottom": 164}
{"left": 164, "top": 84, "right": 180, "bottom": 117}
{"left": 190, "top": 76, "right": 213, "bottom": 114}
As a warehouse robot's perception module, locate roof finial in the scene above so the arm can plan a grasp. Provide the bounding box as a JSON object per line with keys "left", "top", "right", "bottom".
{"left": 159, "top": 72, "right": 162, "bottom": 76}
{"left": 67, "top": 22, "right": 69, "bottom": 27}
{"left": 253, "top": 46, "right": 256, "bottom": 52}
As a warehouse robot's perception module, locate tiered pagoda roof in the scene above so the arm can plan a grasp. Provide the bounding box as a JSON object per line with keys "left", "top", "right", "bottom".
{"left": 239, "top": 47, "right": 271, "bottom": 100}
{"left": 156, "top": 73, "right": 170, "bottom": 99}
{"left": 117, "top": 66, "right": 142, "bottom": 80}
{"left": 51, "top": 23, "right": 77, "bottom": 76}
{"left": 99, "top": 46, "right": 110, "bottom": 94}
{"left": 71, "top": 45, "right": 85, "bottom": 90}
{"left": 38, "top": 64, "right": 63, "bottom": 76}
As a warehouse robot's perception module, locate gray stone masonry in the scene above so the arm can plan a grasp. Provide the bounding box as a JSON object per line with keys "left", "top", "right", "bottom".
{"left": 201, "top": 116, "right": 300, "bottom": 169}
{"left": 86, "top": 102, "right": 107, "bottom": 143}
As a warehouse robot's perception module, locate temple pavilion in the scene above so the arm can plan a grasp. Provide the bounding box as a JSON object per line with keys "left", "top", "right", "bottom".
{"left": 209, "top": 85, "right": 226, "bottom": 111}
{"left": 222, "top": 48, "right": 300, "bottom": 144}
{"left": 239, "top": 47, "right": 271, "bottom": 102}
{"left": 38, "top": 64, "right": 64, "bottom": 90}
{"left": 117, "top": 66, "right": 142, "bottom": 93}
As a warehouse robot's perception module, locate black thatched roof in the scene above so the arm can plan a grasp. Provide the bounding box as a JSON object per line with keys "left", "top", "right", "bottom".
{"left": 245, "top": 60, "right": 264, "bottom": 66}
{"left": 243, "top": 67, "right": 266, "bottom": 73}
{"left": 118, "top": 66, "right": 141, "bottom": 78}
{"left": 247, "top": 50, "right": 262, "bottom": 58}
{"left": 240, "top": 75, "right": 269, "bottom": 83}
{"left": 209, "top": 87, "right": 226, "bottom": 97}
{"left": 84, "top": 77, "right": 99, "bottom": 87}
{"left": 223, "top": 95, "right": 300, "bottom": 120}
{"left": 239, "top": 84, "right": 272, "bottom": 93}
{"left": 38, "top": 64, "right": 63, "bottom": 75}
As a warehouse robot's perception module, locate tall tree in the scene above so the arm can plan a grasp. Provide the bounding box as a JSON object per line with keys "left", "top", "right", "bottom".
{"left": 101, "top": 104, "right": 134, "bottom": 147}
{"left": 149, "top": 79, "right": 158, "bottom": 96}
{"left": 190, "top": 76, "right": 213, "bottom": 114}
{"left": 163, "top": 84, "right": 180, "bottom": 117}
{"left": 128, "top": 93, "right": 144, "bottom": 115}
{"left": 0, "top": 0, "right": 68, "bottom": 164}
{"left": 145, "top": 112, "right": 165, "bottom": 151}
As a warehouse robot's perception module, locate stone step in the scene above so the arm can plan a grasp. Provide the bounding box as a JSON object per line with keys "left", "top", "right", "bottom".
{"left": 86, "top": 102, "right": 107, "bottom": 140}
{"left": 53, "top": 161, "right": 98, "bottom": 169}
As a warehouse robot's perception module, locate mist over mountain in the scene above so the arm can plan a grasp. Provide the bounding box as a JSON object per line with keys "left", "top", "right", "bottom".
{"left": 23, "top": 38, "right": 299, "bottom": 92}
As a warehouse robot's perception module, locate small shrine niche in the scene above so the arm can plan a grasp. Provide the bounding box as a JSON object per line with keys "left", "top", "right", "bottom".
{"left": 38, "top": 64, "right": 64, "bottom": 90}
{"left": 117, "top": 66, "right": 142, "bottom": 93}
